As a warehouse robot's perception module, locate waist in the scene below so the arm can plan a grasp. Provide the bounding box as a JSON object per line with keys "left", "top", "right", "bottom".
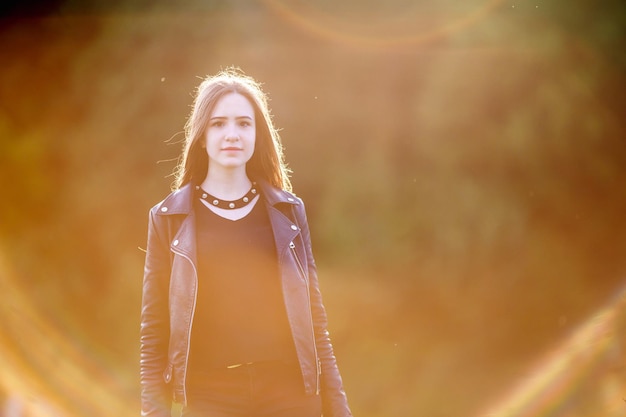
{"left": 222, "top": 359, "right": 298, "bottom": 370}
{"left": 186, "top": 359, "right": 301, "bottom": 387}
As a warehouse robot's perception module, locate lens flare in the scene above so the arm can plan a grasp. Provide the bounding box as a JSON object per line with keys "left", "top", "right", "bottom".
{"left": 261, "top": 0, "right": 504, "bottom": 49}
{"left": 476, "top": 284, "right": 626, "bottom": 417}
{"left": 0, "top": 247, "right": 134, "bottom": 416}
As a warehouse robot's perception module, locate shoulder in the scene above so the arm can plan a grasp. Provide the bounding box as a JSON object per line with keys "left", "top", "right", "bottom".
{"left": 149, "top": 183, "right": 195, "bottom": 216}
{"left": 258, "top": 179, "right": 304, "bottom": 207}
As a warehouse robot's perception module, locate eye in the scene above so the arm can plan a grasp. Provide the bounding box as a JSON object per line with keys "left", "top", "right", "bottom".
{"left": 239, "top": 120, "right": 251, "bottom": 127}
{"left": 211, "top": 120, "right": 224, "bottom": 128}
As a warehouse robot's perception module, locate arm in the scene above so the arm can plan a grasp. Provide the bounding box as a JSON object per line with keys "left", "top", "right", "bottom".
{"left": 140, "top": 207, "right": 172, "bottom": 417}
{"left": 295, "top": 203, "right": 353, "bottom": 417}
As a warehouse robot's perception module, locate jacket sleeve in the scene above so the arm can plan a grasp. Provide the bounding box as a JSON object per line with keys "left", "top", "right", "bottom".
{"left": 294, "top": 202, "right": 353, "bottom": 417}
{"left": 140, "top": 206, "right": 172, "bottom": 417}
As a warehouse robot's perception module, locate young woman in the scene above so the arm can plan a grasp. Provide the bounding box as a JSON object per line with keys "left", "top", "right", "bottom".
{"left": 140, "top": 68, "right": 352, "bottom": 417}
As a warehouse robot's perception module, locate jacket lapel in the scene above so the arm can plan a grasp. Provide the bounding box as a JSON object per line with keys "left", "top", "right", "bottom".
{"left": 156, "top": 183, "right": 197, "bottom": 263}
{"left": 257, "top": 181, "right": 302, "bottom": 262}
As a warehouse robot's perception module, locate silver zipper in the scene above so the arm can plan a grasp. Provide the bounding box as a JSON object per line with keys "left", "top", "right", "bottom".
{"left": 171, "top": 246, "right": 198, "bottom": 406}
{"left": 289, "top": 241, "right": 307, "bottom": 281}
{"left": 289, "top": 240, "right": 320, "bottom": 395}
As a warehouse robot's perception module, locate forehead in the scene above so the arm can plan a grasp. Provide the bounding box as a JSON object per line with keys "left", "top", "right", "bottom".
{"left": 211, "top": 92, "right": 255, "bottom": 117}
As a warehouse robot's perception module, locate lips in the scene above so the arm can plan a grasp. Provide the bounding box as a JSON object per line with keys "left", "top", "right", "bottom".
{"left": 222, "top": 147, "right": 243, "bottom": 151}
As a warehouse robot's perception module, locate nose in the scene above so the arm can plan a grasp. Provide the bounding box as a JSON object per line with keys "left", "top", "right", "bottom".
{"left": 225, "top": 126, "right": 240, "bottom": 141}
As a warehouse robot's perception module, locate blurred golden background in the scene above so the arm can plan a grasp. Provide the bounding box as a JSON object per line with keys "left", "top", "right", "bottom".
{"left": 0, "top": 0, "right": 625, "bottom": 416}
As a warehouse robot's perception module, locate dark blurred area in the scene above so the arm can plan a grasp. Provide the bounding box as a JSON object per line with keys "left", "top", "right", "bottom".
{"left": 1, "top": 0, "right": 625, "bottom": 416}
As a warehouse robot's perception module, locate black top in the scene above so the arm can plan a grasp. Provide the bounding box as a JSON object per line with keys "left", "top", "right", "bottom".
{"left": 187, "top": 197, "right": 297, "bottom": 378}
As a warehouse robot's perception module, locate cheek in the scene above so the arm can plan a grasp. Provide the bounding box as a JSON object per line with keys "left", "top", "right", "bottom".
{"left": 204, "top": 132, "right": 216, "bottom": 149}
{"left": 249, "top": 138, "right": 257, "bottom": 154}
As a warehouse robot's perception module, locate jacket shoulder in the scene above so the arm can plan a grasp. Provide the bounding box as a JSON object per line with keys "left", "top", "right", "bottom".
{"left": 151, "top": 184, "right": 194, "bottom": 216}
{"left": 259, "top": 180, "right": 304, "bottom": 208}
{"left": 284, "top": 189, "right": 303, "bottom": 205}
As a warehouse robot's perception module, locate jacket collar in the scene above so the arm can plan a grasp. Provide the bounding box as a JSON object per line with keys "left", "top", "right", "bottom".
{"left": 156, "top": 179, "right": 299, "bottom": 216}
{"left": 156, "top": 183, "right": 194, "bottom": 216}
{"left": 257, "top": 179, "right": 301, "bottom": 208}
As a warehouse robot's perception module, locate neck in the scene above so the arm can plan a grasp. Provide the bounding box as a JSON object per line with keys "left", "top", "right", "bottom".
{"left": 201, "top": 168, "right": 252, "bottom": 199}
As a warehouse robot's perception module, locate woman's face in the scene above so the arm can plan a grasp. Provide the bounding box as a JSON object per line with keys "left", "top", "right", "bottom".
{"left": 204, "top": 92, "right": 256, "bottom": 175}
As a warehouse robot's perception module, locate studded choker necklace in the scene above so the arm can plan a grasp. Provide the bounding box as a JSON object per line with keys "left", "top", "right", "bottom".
{"left": 195, "top": 182, "right": 258, "bottom": 210}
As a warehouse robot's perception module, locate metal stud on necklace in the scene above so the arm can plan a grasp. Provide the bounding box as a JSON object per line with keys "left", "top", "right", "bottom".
{"left": 195, "top": 182, "right": 258, "bottom": 210}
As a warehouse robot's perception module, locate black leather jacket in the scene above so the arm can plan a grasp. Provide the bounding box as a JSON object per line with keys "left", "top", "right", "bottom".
{"left": 140, "top": 181, "right": 352, "bottom": 417}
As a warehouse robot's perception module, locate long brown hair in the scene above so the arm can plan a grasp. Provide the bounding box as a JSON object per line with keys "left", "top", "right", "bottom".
{"left": 172, "top": 68, "right": 291, "bottom": 191}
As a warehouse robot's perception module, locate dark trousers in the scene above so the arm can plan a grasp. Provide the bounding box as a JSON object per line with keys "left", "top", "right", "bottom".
{"left": 181, "top": 361, "right": 321, "bottom": 417}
